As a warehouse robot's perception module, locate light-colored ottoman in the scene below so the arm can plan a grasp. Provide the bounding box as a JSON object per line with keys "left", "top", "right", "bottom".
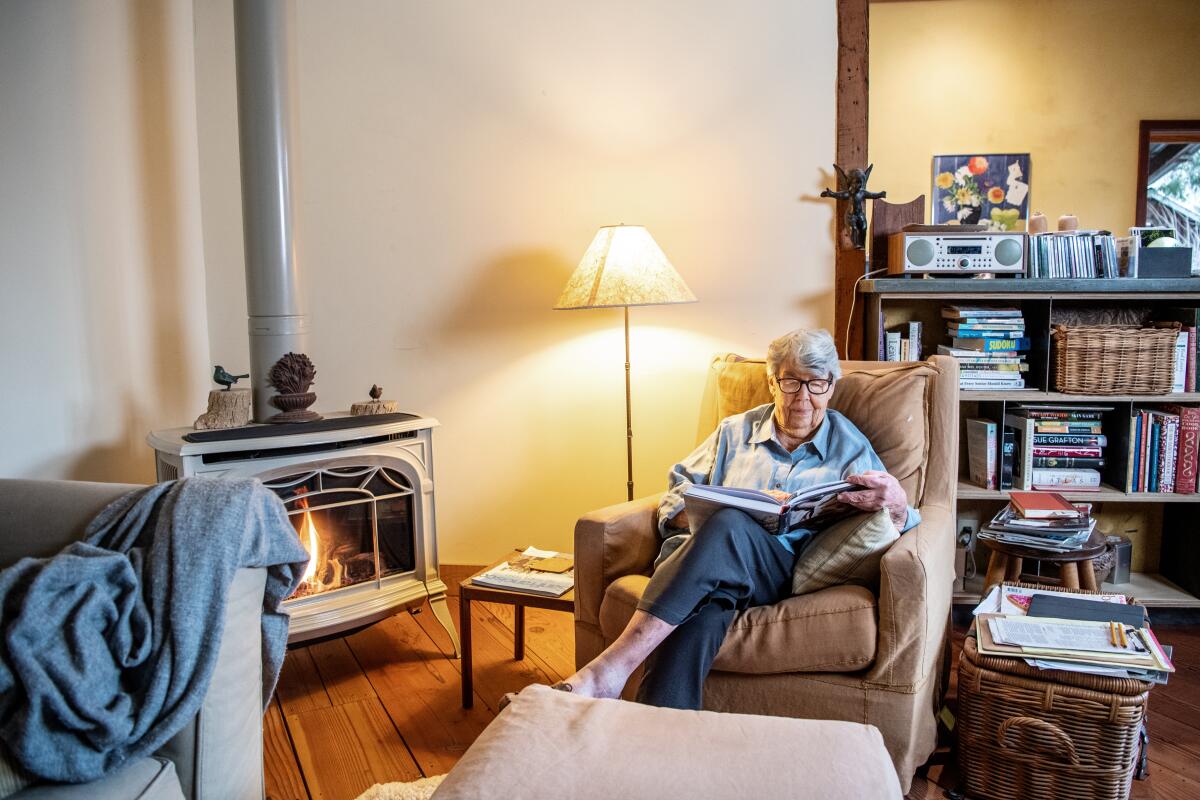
{"left": 432, "top": 684, "right": 903, "bottom": 800}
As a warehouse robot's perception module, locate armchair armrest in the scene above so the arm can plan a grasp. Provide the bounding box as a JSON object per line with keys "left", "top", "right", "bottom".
{"left": 574, "top": 494, "right": 662, "bottom": 640}
{"left": 865, "top": 503, "right": 956, "bottom": 690}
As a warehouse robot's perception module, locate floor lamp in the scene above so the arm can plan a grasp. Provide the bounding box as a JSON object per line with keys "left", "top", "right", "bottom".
{"left": 555, "top": 225, "right": 697, "bottom": 501}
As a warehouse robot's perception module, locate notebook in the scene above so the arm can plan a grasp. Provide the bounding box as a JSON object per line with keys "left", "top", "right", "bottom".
{"left": 1027, "top": 593, "right": 1147, "bottom": 628}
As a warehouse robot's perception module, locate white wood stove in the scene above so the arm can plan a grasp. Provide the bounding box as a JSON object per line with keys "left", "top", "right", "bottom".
{"left": 148, "top": 415, "right": 460, "bottom": 651}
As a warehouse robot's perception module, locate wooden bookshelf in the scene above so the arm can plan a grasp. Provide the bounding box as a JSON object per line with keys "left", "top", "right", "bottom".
{"left": 862, "top": 277, "right": 1200, "bottom": 608}
{"left": 953, "top": 571, "right": 1198, "bottom": 608}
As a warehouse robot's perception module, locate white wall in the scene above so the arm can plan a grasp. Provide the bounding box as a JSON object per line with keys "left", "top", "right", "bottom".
{"left": 195, "top": 0, "right": 838, "bottom": 562}
{"left": 0, "top": 1, "right": 835, "bottom": 561}
{"left": 0, "top": 1, "right": 211, "bottom": 481}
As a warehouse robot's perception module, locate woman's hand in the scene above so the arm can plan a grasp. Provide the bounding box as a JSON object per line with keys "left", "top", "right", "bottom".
{"left": 838, "top": 471, "right": 908, "bottom": 529}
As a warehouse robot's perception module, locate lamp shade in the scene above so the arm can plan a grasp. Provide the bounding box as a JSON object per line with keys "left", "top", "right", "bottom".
{"left": 554, "top": 225, "right": 697, "bottom": 310}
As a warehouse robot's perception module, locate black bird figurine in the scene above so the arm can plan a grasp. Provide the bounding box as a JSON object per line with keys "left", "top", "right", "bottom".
{"left": 369, "top": 384, "right": 383, "bottom": 400}
{"left": 213, "top": 365, "right": 249, "bottom": 391}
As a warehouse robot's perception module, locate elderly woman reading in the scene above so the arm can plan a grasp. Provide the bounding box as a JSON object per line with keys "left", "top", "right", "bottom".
{"left": 559, "top": 328, "right": 919, "bottom": 708}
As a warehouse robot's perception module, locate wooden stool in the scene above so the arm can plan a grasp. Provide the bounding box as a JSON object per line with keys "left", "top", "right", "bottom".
{"left": 981, "top": 530, "right": 1108, "bottom": 594}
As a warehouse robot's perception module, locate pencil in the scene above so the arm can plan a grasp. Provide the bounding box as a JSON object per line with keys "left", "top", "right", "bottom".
{"left": 1119, "top": 625, "right": 1128, "bottom": 648}
{"left": 1109, "top": 621, "right": 1118, "bottom": 647}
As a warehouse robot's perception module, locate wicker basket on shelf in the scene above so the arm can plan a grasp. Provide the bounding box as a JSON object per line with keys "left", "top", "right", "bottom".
{"left": 1052, "top": 323, "right": 1181, "bottom": 394}
{"left": 957, "top": 582, "right": 1151, "bottom": 800}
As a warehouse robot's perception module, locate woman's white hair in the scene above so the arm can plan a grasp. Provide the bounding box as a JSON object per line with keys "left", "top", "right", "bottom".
{"left": 766, "top": 328, "right": 842, "bottom": 380}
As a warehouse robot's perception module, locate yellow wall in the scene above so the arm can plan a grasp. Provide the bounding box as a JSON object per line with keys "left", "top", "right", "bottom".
{"left": 194, "top": 0, "right": 838, "bottom": 562}
{"left": 870, "top": 0, "right": 1200, "bottom": 234}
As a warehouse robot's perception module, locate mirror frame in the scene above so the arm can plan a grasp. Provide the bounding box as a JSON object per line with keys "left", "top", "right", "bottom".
{"left": 1135, "top": 119, "right": 1200, "bottom": 226}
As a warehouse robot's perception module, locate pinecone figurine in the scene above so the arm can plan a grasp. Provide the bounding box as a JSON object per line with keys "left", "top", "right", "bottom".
{"left": 267, "top": 353, "right": 323, "bottom": 423}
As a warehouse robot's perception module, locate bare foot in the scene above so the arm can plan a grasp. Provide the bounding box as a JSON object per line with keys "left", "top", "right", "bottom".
{"left": 561, "top": 660, "right": 628, "bottom": 699}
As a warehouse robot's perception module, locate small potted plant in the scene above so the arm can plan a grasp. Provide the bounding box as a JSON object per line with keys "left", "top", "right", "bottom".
{"left": 267, "top": 352, "right": 323, "bottom": 423}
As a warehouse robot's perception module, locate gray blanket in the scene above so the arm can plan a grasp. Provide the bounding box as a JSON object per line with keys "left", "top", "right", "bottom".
{"left": 0, "top": 477, "right": 309, "bottom": 782}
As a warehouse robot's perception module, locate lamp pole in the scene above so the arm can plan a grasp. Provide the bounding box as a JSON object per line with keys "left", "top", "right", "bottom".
{"left": 624, "top": 306, "right": 634, "bottom": 502}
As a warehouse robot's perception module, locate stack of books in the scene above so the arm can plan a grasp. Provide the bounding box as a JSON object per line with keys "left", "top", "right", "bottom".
{"left": 882, "top": 320, "right": 923, "bottom": 362}
{"left": 1005, "top": 405, "right": 1110, "bottom": 491}
{"left": 1028, "top": 231, "right": 1119, "bottom": 278}
{"left": 470, "top": 547, "right": 574, "bottom": 597}
{"left": 976, "top": 491, "right": 1096, "bottom": 553}
{"left": 973, "top": 588, "right": 1173, "bottom": 681}
{"left": 1128, "top": 405, "right": 1199, "bottom": 494}
{"left": 938, "top": 306, "right": 1029, "bottom": 390}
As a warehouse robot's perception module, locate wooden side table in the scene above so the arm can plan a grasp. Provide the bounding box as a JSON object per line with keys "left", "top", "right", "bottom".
{"left": 981, "top": 529, "right": 1108, "bottom": 594}
{"left": 459, "top": 554, "right": 575, "bottom": 709}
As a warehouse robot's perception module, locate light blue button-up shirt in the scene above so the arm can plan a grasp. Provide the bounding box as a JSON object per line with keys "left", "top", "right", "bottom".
{"left": 657, "top": 403, "right": 920, "bottom": 558}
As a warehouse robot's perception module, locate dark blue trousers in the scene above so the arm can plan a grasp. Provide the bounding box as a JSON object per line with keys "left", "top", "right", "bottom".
{"left": 634, "top": 508, "right": 798, "bottom": 710}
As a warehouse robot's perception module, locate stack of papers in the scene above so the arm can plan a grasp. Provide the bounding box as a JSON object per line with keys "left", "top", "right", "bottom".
{"left": 470, "top": 546, "right": 574, "bottom": 597}
{"left": 977, "top": 613, "right": 1173, "bottom": 680}
{"left": 972, "top": 584, "right": 1172, "bottom": 682}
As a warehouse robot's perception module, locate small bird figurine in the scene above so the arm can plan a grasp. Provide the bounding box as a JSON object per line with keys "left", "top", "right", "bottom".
{"left": 213, "top": 365, "right": 249, "bottom": 391}
{"left": 369, "top": 384, "right": 383, "bottom": 400}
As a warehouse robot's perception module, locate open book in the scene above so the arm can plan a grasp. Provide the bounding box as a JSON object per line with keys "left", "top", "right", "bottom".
{"left": 681, "top": 480, "right": 857, "bottom": 536}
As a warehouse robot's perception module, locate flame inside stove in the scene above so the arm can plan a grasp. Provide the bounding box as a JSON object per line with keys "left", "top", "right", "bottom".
{"left": 301, "top": 510, "right": 319, "bottom": 586}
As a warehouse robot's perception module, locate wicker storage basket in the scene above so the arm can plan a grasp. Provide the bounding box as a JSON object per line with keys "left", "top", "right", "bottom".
{"left": 1052, "top": 323, "right": 1180, "bottom": 395}
{"left": 957, "top": 584, "right": 1152, "bottom": 800}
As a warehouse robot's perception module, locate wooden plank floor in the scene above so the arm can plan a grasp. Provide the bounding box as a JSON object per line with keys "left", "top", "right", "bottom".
{"left": 266, "top": 571, "right": 1200, "bottom": 800}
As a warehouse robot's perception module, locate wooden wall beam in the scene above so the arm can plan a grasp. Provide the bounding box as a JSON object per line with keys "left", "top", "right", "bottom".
{"left": 833, "top": 0, "right": 869, "bottom": 359}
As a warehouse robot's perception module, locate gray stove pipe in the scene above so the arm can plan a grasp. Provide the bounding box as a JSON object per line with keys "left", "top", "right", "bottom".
{"left": 234, "top": 0, "right": 308, "bottom": 422}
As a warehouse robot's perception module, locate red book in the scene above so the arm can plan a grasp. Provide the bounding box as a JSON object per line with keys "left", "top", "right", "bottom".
{"left": 1010, "top": 491, "right": 1079, "bottom": 519}
{"left": 1032, "top": 446, "right": 1102, "bottom": 458}
{"left": 1187, "top": 328, "right": 1197, "bottom": 393}
{"left": 1164, "top": 405, "right": 1199, "bottom": 495}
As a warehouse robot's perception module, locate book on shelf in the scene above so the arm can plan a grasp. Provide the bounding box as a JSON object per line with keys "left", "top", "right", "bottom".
{"left": 1035, "top": 445, "right": 1102, "bottom": 457}
{"left": 942, "top": 305, "right": 1031, "bottom": 391}
{"left": 470, "top": 547, "right": 575, "bottom": 596}
{"left": 907, "top": 320, "right": 922, "bottom": 361}
{"left": 884, "top": 322, "right": 923, "bottom": 362}
{"left": 1033, "top": 456, "right": 1105, "bottom": 469}
{"left": 1128, "top": 407, "right": 1197, "bottom": 495}
{"left": 966, "top": 418, "right": 998, "bottom": 490}
{"left": 681, "top": 481, "right": 856, "bottom": 537}
{"left": 951, "top": 336, "right": 1031, "bottom": 352}
{"left": 1031, "top": 468, "right": 1102, "bottom": 491}
{"left": 1167, "top": 329, "right": 1189, "bottom": 393}
{"left": 885, "top": 331, "right": 901, "bottom": 361}
{"left": 1000, "top": 428, "right": 1016, "bottom": 490}
{"left": 1162, "top": 405, "right": 1199, "bottom": 495}
{"left": 1034, "top": 433, "right": 1107, "bottom": 447}
{"left": 1006, "top": 407, "right": 1111, "bottom": 491}
{"left": 961, "top": 377, "right": 1027, "bottom": 390}
{"left": 1153, "top": 308, "right": 1200, "bottom": 392}
{"left": 942, "top": 306, "right": 1023, "bottom": 319}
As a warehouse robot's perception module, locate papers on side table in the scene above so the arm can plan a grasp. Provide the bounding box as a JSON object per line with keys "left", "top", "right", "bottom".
{"left": 470, "top": 547, "right": 575, "bottom": 597}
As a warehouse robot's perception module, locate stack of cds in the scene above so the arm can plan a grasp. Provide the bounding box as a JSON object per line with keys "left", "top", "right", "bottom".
{"left": 938, "top": 305, "right": 1029, "bottom": 390}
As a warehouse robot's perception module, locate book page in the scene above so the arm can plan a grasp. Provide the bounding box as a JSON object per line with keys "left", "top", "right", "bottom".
{"left": 988, "top": 617, "right": 1137, "bottom": 654}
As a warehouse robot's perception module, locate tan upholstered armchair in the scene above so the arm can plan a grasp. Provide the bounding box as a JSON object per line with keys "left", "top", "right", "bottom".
{"left": 573, "top": 355, "right": 959, "bottom": 793}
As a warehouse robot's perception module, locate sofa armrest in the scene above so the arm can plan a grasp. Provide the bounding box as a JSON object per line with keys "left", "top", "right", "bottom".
{"left": 0, "top": 480, "right": 142, "bottom": 568}
{"left": 864, "top": 503, "right": 956, "bottom": 690}
{"left": 574, "top": 494, "right": 663, "bottom": 635}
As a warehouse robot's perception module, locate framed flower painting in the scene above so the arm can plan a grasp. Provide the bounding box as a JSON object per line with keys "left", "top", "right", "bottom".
{"left": 931, "top": 153, "right": 1031, "bottom": 231}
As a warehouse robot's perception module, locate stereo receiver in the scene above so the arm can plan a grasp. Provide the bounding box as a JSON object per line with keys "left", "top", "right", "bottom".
{"left": 887, "top": 231, "right": 1025, "bottom": 275}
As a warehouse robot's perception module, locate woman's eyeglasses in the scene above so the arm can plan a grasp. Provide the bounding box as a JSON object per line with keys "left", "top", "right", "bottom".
{"left": 773, "top": 376, "right": 833, "bottom": 395}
